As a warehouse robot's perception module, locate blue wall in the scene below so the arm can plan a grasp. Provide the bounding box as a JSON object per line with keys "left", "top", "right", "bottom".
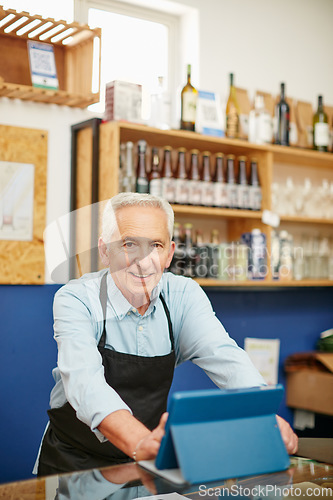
{"left": 1, "top": 284, "right": 333, "bottom": 484}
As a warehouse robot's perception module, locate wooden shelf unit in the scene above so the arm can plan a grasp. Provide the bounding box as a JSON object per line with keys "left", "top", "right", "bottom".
{"left": 73, "top": 120, "right": 333, "bottom": 286}
{"left": 0, "top": 6, "right": 101, "bottom": 108}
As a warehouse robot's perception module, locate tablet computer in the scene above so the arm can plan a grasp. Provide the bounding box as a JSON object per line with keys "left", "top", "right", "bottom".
{"left": 139, "top": 385, "right": 290, "bottom": 485}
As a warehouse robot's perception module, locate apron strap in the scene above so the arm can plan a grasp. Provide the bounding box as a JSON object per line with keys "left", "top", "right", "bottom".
{"left": 98, "top": 271, "right": 108, "bottom": 348}
{"left": 159, "top": 293, "right": 174, "bottom": 351}
{"left": 98, "top": 272, "right": 174, "bottom": 351}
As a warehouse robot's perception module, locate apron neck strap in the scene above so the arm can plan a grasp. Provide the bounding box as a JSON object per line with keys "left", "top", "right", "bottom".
{"left": 98, "top": 271, "right": 174, "bottom": 350}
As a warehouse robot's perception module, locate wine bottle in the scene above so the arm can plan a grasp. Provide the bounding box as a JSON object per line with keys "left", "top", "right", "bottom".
{"left": 180, "top": 64, "right": 198, "bottom": 132}
{"left": 313, "top": 95, "right": 329, "bottom": 152}
{"left": 274, "top": 83, "right": 290, "bottom": 146}
{"left": 135, "top": 140, "right": 149, "bottom": 193}
{"left": 225, "top": 73, "right": 240, "bottom": 139}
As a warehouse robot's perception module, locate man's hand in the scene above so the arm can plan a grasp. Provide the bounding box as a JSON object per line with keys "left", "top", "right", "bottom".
{"left": 134, "top": 412, "right": 168, "bottom": 461}
{"left": 98, "top": 410, "right": 168, "bottom": 462}
{"left": 276, "top": 415, "right": 298, "bottom": 455}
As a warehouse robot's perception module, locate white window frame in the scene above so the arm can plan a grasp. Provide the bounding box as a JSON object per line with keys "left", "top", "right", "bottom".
{"left": 74, "top": 0, "right": 181, "bottom": 121}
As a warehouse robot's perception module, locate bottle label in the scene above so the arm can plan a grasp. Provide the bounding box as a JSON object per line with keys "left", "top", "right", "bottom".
{"left": 201, "top": 181, "right": 214, "bottom": 206}
{"left": 237, "top": 185, "right": 250, "bottom": 210}
{"left": 136, "top": 178, "right": 149, "bottom": 193}
{"left": 182, "top": 93, "right": 197, "bottom": 122}
{"left": 226, "top": 184, "right": 238, "bottom": 208}
{"left": 213, "top": 182, "right": 228, "bottom": 207}
{"left": 314, "top": 122, "right": 329, "bottom": 147}
{"left": 249, "top": 186, "right": 262, "bottom": 211}
{"left": 175, "top": 178, "right": 189, "bottom": 204}
{"left": 226, "top": 105, "right": 239, "bottom": 138}
{"left": 188, "top": 180, "right": 201, "bottom": 205}
{"left": 161, "top": 177, "right": 175, "bottom": 203}
{"left": 258, "top": 113, "right": 273, "bottom": 144}
{"left": 149, "top": 178, "right": 162, "bottom": 197}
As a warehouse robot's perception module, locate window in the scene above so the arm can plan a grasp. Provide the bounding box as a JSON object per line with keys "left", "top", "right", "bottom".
{"left": 76, "top": 0, "right": 179, "bottom": 118}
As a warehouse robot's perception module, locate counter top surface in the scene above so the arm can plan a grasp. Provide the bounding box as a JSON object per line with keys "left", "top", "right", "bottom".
{"left": 1, "top": 440, "right": 332, "bottom": 500}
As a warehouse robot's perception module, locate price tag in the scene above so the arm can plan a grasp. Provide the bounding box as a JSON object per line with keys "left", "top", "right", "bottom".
{"left": 261, "top": 209, "right": 280, "bottom": 228}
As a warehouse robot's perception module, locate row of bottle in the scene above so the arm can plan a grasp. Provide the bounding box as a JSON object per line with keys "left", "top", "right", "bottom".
{"left": 119, "top": 141, "right": 262, "bottom": 210}
{"left": 180, "top": 66, "right": 332, "bottom": 152}
{"left": 272, "top": 231, "right": 333, "bottom": 281}
{"left": 169, "top": 224, "right": 333, "bottom": 281}
{"left": 170, "top": 225, "right": 267, "bottom": 281}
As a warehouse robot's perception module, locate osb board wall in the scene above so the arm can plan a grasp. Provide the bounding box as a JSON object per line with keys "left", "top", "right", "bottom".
{"left": 74, "top": 127, "right": 93, "bottom": 278}
{"left": 0, "top": 125, "right": 47, "bottom": 284}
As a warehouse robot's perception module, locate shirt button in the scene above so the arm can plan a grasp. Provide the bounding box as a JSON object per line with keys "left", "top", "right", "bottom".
{"left": 138, "top": 326, "right": 143, "bottom": 331}
{"left": 132, "top": 308, "right": 137, "bottom": 313}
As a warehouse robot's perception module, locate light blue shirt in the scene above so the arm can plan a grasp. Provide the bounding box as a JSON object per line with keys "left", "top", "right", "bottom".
{"left": 49, "top": 269, "right": 265, "bottom": 441}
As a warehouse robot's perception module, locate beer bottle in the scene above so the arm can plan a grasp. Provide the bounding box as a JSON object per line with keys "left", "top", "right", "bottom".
{"left": 237, "top": 156, "right": 250, "bottom": 210}
{"left": 207, "top": 229, "right": 220, "bottom": 279}
{"left": 213, "top": 153, "right": 228, "bottom": 208}
{"left": 201, "top": 151, "right": 214, "bottom": 207}
{"left": 226, "top": 154, "right": 238, "bottom": 208}
{"left": 135, "top": 140, "right": 149, "bottom": 193}
{"left": 169, "top": 222, "right": 184, "bottom": 275}
{"left": 188, "top": 149, "right": 201, "bottom": 206}
{"left": 248, "top": 158, "right": 262, "bottom": 211}
{"left": 174, "top": 147, "right": 189, "bottom": 205}
{"left": 149, "top": 147, "right": 162, "bottom": 197}
{"left": 160, "top": 146, "right": 175, "bottom": 203}
{"left": 194, "top": 229, "right": 209, "bottom": 278}
{"left": 183, "top": 222, "right": 195, "bottom": 277}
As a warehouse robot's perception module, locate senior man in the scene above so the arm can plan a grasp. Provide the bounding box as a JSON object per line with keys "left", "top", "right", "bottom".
{"left": 36, "top": 192, "right": 297, "bottom": 476}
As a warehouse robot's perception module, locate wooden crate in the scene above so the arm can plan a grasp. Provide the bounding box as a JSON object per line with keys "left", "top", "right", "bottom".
{"left": 0, "top": 6, "right": 101, "bottom": 108}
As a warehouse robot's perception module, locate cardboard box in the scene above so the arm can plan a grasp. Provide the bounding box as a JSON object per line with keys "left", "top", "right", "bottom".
{"left": 105, "top": 80, "right": 143, "bottom": 123}
{"left": 285, "top": 352, "right": 333, "bottom": 416}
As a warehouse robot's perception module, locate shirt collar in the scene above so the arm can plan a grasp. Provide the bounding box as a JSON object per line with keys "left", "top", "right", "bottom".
{"left": 106, "top": 272, "right": 161, "bottom": 319}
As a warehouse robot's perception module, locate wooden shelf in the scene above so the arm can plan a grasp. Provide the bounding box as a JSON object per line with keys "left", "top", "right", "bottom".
{"left": 71, "top": 120, "right": 333, "bottom": 287}
{"left": 0, "top": 79, "right": 99, "bottom": 108}
{"left": 172, "top": 204, "right": 262, "bottom": 219}
{"left": 279, "top": 215, "right": 333, "bottom": 225}
{"left": 116, "top": 122, "right": 333, "bottom": 167}
{"left": 196, "top": 278, "right": 333, "bottom": 287}
{"left": 0, "top": 6, "right": 101, "bottom": 108}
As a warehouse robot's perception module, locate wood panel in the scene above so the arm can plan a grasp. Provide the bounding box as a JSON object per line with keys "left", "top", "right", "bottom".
{"left": 0, "top": 125, "right": 47, "bottom": 284}
{"left": 74, "top": 127, "right": 93, "bottom": 277}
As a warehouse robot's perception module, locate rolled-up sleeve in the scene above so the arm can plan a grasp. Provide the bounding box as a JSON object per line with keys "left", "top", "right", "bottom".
{"left": 172, "top": 279, "right": 266, "bottom": 389}
{"left": 53, "top": 286, "right": 132, "bottom": 441}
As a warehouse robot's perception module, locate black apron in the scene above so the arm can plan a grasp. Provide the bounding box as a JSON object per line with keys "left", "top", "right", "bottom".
{"left": 38, "top": 272, "right": 175, "bottom": 476}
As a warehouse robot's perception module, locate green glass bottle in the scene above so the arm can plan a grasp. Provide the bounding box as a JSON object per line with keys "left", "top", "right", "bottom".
{"left": 313, "top": 95, "right": 329, "bottom": 152}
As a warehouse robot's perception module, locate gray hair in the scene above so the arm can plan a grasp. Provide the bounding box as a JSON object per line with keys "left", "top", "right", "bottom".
{"left": 101, "top": 192, "right": 174, "bottom": 244}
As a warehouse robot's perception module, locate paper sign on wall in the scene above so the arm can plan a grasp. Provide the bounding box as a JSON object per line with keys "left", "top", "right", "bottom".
{"left": 0, "top": 162, "right": 35, "bottom": 241}
{"left": 28, "top": 41, "right": 59, "bottom": 90}
{"left": 244, "top": 337, "right": 280, "bottom": 385}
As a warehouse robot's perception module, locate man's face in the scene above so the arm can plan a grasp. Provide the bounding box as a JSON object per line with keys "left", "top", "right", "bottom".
{"left": 103, "top": 206, "right": 175, "bottom": 307}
